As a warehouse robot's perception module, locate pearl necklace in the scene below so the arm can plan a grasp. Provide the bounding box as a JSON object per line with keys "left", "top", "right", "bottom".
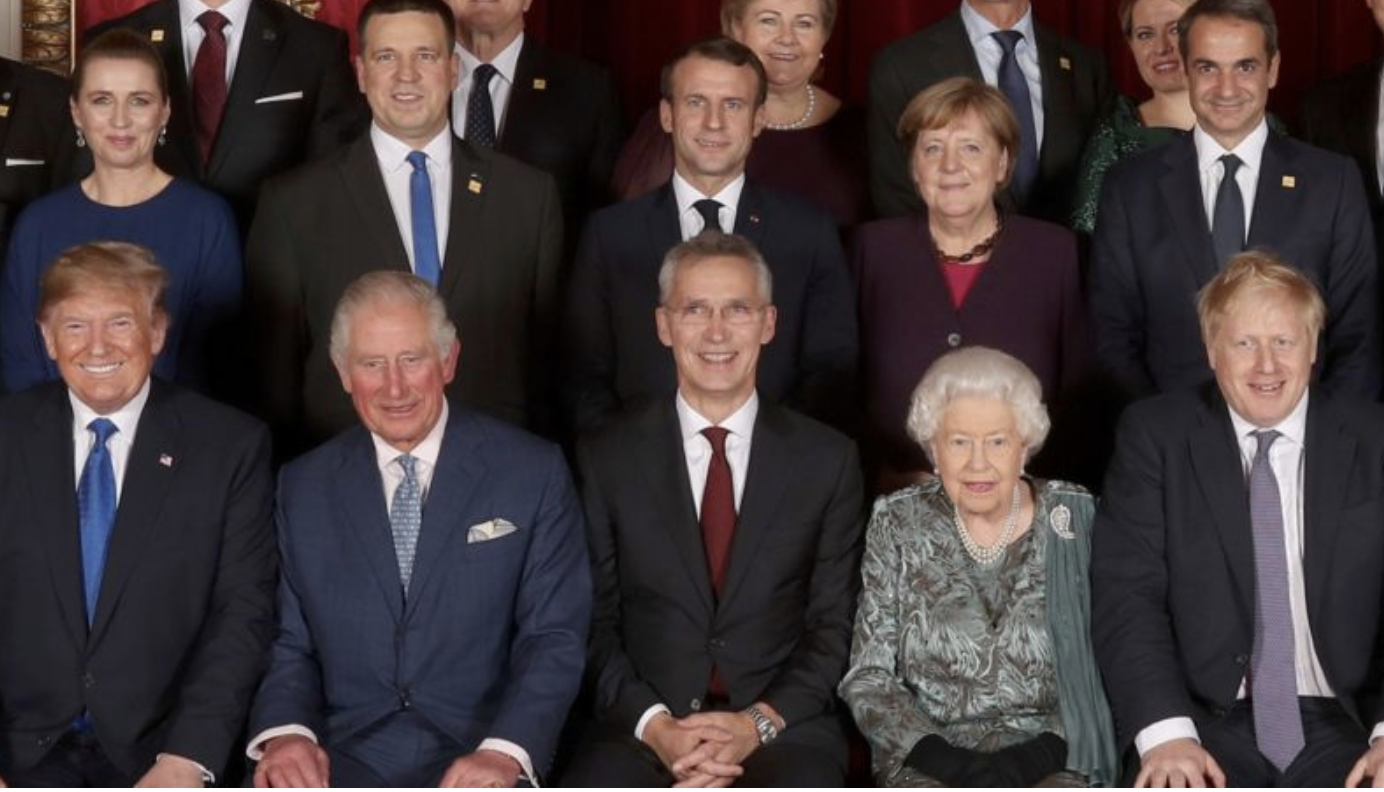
{"left": 951, "top": 483, "right": 1022, "bottom": 565}
{"left": 766, "top": 84, "right": 816, "bottom": 131}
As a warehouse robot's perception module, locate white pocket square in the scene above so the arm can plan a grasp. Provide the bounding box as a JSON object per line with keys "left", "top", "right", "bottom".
{"left": 467, "top": 518, "right": 518, "bottom": 543}
{"left": 255, "top": 91, "right": 304, "bottom": 104}
{"left": 5, "top": 158, "right": 44, "bottom": 167}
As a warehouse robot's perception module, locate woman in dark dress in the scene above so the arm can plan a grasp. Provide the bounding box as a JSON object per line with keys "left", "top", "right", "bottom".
{"left": 853, "top": 77, "right": 1093, "bottom": 493}
{"left": 611, "top": 0, "right": 868, "bottom": 231}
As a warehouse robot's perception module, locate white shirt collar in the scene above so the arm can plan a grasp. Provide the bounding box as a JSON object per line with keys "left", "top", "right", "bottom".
{"left": 69, "top": 377, "right": 152, "bottom": 440}
{"left": 960, "top": 1, "right": 1036, "bottom": 48}
{"left": 178, "top": 0, "right": 252, "bottom": 35}
{"left": 675, "top": 390, "right": 759, "bottom": 444}
{"left": 1195, "top": 118, "right": 1270, "bottom": 174}
{"left": 457, "top": 32, "right": 524, "bottom": 86}
{"left": 672, "top": 171, "right": 745, "bottom": 219}
{"left": 1226, "top": 387, "right": 1309, "bottom": 449}
{"left": 371, "top": 400, "right": 449, "bottom": 472}
{"left": 370, "top": 123, "right": 454, "bottom": 174}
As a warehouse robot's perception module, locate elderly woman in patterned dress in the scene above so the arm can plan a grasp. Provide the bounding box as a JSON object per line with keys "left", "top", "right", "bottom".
{"left": 839, "top": 347, "right": 1116, "bottom": 787}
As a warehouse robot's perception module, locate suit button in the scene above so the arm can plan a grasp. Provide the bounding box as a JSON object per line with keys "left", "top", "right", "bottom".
{"left": 1234, "top": 654, "right": 1249, "bottom": 666}
{"left": 946, "top": 332, "right": 962, "bottom": 348}
{"left": 689, "top": 698, "right": 702, "bottom": 712}
{"left": 398, "top": 689, "right": 411, "bottom": 710}
{"left": 708, "top": 638, "right": 726, "bottom": 650}
{"left": 37, "top": 736, "right": 52, "bottom": 747}
{"left": 81, "top": 673, "right": 96, "bottom": 689}
{"left": 1212, "top": 707, "right": 1227, "bottom": 717}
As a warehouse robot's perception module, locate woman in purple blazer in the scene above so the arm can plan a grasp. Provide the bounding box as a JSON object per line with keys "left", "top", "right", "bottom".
{"left": 854, "top": 77, "right": 1095, "bottom": 492}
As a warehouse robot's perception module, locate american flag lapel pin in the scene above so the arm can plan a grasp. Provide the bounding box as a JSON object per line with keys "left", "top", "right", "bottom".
{"left": 159, "top": 453, "right": 174, "bottom": 468}
{"left": 1282, "top": 175, "right": 1296, "bottom": 189}
{"left": 747, "top": 213, "right": 761, "bottom": 225}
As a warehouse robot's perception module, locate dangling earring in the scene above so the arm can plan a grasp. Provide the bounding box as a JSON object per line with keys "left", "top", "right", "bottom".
{"left": 158, "top": 127, "right": 167, "bottom": 146}
{"left": 76, "top": 128, "right": 86, "bottom": 148}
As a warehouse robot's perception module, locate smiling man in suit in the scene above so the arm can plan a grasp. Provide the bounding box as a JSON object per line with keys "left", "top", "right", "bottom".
{"left": 0, "top": 241, "right": 275, "bottom": 786}
{"left": 1090, "top": 0, "right": 1378, "bottom": 404}
{"left": 247, "top": 270, "right": 589, "bottom": 788}
{"left": 245, "top": 0, "right": 563, "bottom": 457}
{"left": 448, "top": 0, "right": 623, "bottom": 247}
{"left": 867, "top": 0, "right": 1111, "bottom": 221}
{"left": 0, "top": 58, "right": 76, "bottom": 263}
{"left": 563, "top": 232, "right": 863, "bottom": 787}
{"left": 88, "top": 0, "right": 368, "bottom": 235}
{"left": 1093, "top": 251, "right": 1384, "bottom": 787}
{"left": 564, "top": 36, "right": 855, "bottom": 437}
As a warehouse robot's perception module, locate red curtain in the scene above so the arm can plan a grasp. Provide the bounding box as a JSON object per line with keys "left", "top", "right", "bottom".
{"left": 78, "top": 0, "right": 1383, "bottom": 127}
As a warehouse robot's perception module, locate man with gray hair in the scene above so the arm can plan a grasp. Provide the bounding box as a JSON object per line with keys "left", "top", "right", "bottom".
{"left": 564, "top": 232, "right": 863, "bottom": 786}
{"left": 247, "top": 270, "right": 589, "bottom": 787}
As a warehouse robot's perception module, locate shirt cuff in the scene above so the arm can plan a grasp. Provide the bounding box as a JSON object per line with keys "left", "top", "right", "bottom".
{"left": 246, "top": 724, "right": 319, "bottom": 761}
{"left": 1370, "top": 723, "right": 1384, "bottom": 743}
{"left": 478, "top": 738, "right": 536, "bottom": 786}
{"left": 155, "top": 752, "right": 215, "bottom": 785}
{"left": 635, "top": 704, "right": 672, "bottom": 741}
{"left": 1135, "top": 717, "right": 1200, "bottom": 757}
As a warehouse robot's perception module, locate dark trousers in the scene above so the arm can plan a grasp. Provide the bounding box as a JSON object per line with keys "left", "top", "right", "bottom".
{"left": 326, "top": 711, "right": 465, "bottom": 787}
{"left": 5, "top": 730, "right": 132, "bottom": 787}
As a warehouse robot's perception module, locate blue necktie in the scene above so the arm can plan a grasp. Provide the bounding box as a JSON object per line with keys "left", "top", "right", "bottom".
{"left": 390, "top": 454, "right": 423, "bottom": 592}
{"left": 78, "top": 418, "right": 118, "bottom": 625}
{"left": 1212, "top": 154, "right": 1246, "bottom": 267}
{"left": 992, "top": 30, "right": 1038, "bottom": 203}
{"left": 466, "top": 63, "right": 498, "bottom": 148}
{"left": 1248, "top": 430, "right": 1304, "bottom": 771}
{"left": 407, "top": 151, "right": 442, "bottom": 286}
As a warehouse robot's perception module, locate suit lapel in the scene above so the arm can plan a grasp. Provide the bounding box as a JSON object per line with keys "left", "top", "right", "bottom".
{"left": 1158, "top": 139, "right": 1218, "bottom": 284}
{"left": 25, "top": 390, "right": 86, "bottom": 648}
{"left": 0, "top": 62, "right": 17, "bottom": 157}
{"left": 334, "top": 428, "right": 406, "bottom": 621}
{"left": 439, "top": 139, "right": 491, "bottom": 301}
{"left": 1247, "top": 134, "right": 1301, "bottom": 251}
{"left": 718, "top": 405, "right": 793, "bottom": 607}
{"left": 1187, "top": 388, "right": 1254, "bottom": 614}
{"left": 1302, "top": 394, "right": 1351, "bottom": 628}
{"left": 646, "top": 184, "right": 684, "bottom": 260}
{"left": 140, "top": 3, "right": 201, "bottom": 180}
{"left": 341, "top": 136, "right": 411, "bottom": 273}
{"left": 732, "top": 180, "right": 768, "bottom": 246}
{"left": 638, "top": 402, "right": 715, "bottom": 612}
{"left": 1032, "top": 24, "right": 1075, "bottom": 179}
{"left": 206, "top": 0, "right": 284, "bottom": 177}
{"left": 89, "top": 384, "right": 182, "bottom": 645}
{"left": 929, "top": 13, "right": 984, "bottom": 81}
{"left": 404, "top": 409, "right": 484, "bottom": 617}
{"left": 498, "top": 40, "right": 541, "bottom": 149}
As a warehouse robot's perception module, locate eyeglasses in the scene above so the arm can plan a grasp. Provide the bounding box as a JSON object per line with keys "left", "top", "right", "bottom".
{"left": 664, "top": 300, "right": 767, "bottom": 326}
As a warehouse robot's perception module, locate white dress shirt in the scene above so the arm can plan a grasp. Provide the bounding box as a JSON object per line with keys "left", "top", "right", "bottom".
{"left": 452, "top": 33, "right": 523, "bottom": 139}
{"left": 177, "top": 0, "right": 252, "bottom": 82}
{"left": 370, "top": 124, "right": 454, "bottom": 274}
{"left": 672, "top": 172, "right": 745, "bottom": 241}
{"left": 1195, "top": 120, "right": 1269, "bottom": 241}
{"left": 69, "top": 379, "right": 151, "bottom": 501}
{"left": 247, "top": 402, "right": 537, "bottom": 783}
{"left": 959, "top": 1, "right": 1045, "bottom": 151}
{"left": 633, "top": 392, "right": 759, "bottom": 740}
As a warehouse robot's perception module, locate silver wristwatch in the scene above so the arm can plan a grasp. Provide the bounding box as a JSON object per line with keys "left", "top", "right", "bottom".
{"left": 746, "top": 705, "right": 779, "bottom": 745}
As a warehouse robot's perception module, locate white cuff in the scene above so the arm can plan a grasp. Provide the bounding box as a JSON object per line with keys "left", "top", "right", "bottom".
{"left": 1135, "top": 717, "right": 1200, "bottom": 757}
{"left": 478, "top": 738, "right": 536, "bottom": 786}
{"left": 1370, "top": 722, "right": 1384, "bottom": 743}
{"left": 246, "top": 724, "right": 318, "bottom": 761}
{"left": 635, "top": 704, "right": 672, "bottom": 741}
{"left": 155, "top": 752, "right": 215, "bottom": 785}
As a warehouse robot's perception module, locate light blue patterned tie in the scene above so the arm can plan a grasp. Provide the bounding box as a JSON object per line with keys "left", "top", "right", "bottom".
{"left": 390, "top": 454, "right": 423, "bottom": 592}
{"left": 78, "top": 418, "right": 118, "bottom": 625}
{"left": 407, "top": 151, "right": 442, "bottom": 286}
{"left": 1248, "top": 429, "right": 1303, "bottom": 771}
{"left": 992, "top": 30, "right": 1038, "bottom": 203}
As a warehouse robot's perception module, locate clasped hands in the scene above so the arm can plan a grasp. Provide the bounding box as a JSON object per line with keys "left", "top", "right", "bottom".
{"left": 642, "top": 703, "right": 780, "bottom": 788}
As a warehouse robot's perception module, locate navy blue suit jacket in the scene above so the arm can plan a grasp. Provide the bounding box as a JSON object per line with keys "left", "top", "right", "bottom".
{"left": 250, "top": 406, "right": 590, "bottom": 777}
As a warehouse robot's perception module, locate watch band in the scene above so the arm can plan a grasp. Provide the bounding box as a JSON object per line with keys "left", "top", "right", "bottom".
{"left": 746, "top": 705, "right": 779, "bottom": 745}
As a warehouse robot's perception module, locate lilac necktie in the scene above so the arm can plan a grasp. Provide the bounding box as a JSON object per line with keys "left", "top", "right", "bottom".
{"left": 1248, "top": 429, "right": 1304, "bottom": 771}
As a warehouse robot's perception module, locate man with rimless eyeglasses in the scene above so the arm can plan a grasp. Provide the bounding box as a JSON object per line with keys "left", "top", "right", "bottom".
{"left": 562, "top": 232, "right": 864, "bottom": 787}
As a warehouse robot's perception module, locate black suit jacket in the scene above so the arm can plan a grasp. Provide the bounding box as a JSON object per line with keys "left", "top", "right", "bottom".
{"left": 1301, "top": 58, "right": 1384, "bottom": 253}
{"left": 0, "top": 59, "right": 77, "bottom": 257}
{"left": 867, "top": 10, "right": 1111, "bottom": 222}
{"left": 90, "top": 0, "right": 368, "bottom": 232}
{"left": 564, "top": 180, "right": 857, "bottom": 434}
{"left": 245, "top": 133, "right": 563, "bottom": 454}
{"left": 1089, "top": 132, "right": 1379, "bottom": 401}
{"left": 0, "top": 380, "right": 275, "bottom": 779}
{"left": 480, "top": 39, "right": 623, "bottom": 245}
{"left": 577, "top": 399, "right": 863, "bottom": 761}
{"left": 1092, "top": 386, "right": 1384, "bottom": 746}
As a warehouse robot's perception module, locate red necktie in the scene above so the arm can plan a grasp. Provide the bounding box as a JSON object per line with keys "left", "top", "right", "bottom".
{"left": 192, "top": 11, "right": 229, "bottom": 165}
{"left": 700, "top": 427, "right": 736, "bottom": 593}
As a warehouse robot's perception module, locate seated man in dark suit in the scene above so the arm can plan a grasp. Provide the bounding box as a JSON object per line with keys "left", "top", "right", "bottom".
{"left": 246, "top": 0, "right": 563, "bottom": 457}
{"left": 565, "top": 36, "right": 855, "bottom": 436}
{"left": 0, "top": 57, "right": 76, "bottom": 261}
{"left": 1093, "top": 251, "right": 1384, "bottom": 787}
{"left": 564, "top": 232, "right": 864, "bottom": 787}
{"left": 0, "top": 241, "right": 275, "bottom": 786}
{"left": 448, "top": 0, "right": 624, "bottom": 249}
{"left": 248, "top": 270, "right": 589, "bottom": 788}
{"left": 89, "top": 0, "right": 368, "bottom": 234}
{"left": 868, "top": 0, "right": 1111, "bottom": 221}
{"left": 1090, "top": 0, "right": 1378, "bottom": 404}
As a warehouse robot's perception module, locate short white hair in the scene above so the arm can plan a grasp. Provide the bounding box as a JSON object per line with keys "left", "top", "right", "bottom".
{"left": 329, "top": 270, "right": 456, "bottom": 366}
{"left": 906, "top": 347, "right": 1051, "bottom": 463}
